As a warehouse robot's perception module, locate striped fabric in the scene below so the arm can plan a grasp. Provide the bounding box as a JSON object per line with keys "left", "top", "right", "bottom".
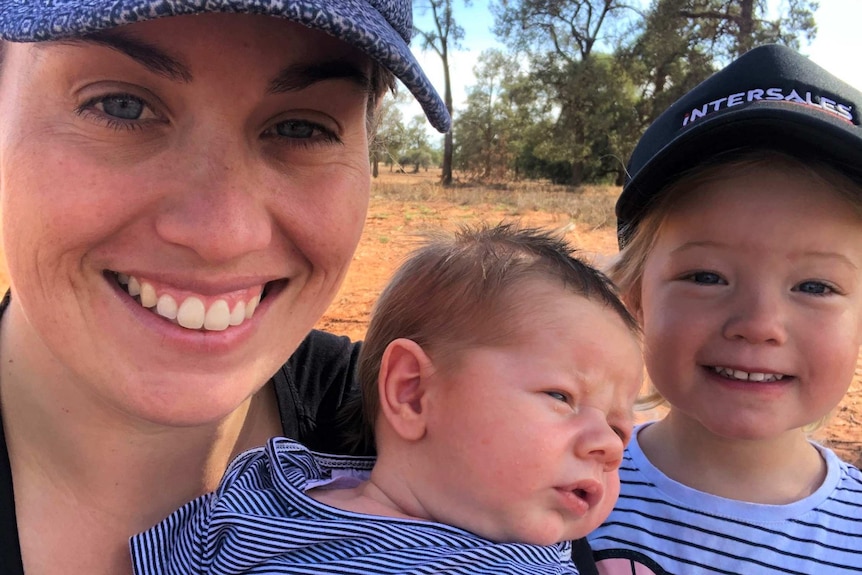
{"left": 588, "top": 425, "right": 862, "bottom": 575}
{"left": 131, "top": 437, "right": 578, "bottom": 574}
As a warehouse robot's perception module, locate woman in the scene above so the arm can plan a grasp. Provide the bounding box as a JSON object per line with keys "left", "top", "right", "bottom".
{"left": 0, "top": 2, "right": 449, "bottom": 573}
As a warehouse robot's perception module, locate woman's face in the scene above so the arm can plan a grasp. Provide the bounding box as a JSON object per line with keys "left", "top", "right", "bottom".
{"left": 0, "top": 14, "right": 372, "bottom": 425}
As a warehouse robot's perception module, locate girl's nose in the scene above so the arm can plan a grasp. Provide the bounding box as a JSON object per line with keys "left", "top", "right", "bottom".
{"left": 721, "top": 288, "right": 787, "bottom": 345}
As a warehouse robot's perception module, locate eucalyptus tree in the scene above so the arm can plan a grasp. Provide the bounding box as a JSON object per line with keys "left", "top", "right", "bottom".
{"left": 492, "top": 0, "right": 639, "bottom": 184}
{"left": 414, "top": 0, "right": 472, "bottom": 186}
{"left": 623, "top": 0, "right": 819, "bottom": 129}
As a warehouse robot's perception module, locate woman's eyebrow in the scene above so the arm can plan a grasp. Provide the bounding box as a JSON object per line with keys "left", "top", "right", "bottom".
{"left": 267, "top": 60, "right": 372, "bottom": 95}
{"left": 60, "top": 32, "right": 193, "bottom": 82}
{"left": 57, "top": 34, "right": 370, "bottom": 96}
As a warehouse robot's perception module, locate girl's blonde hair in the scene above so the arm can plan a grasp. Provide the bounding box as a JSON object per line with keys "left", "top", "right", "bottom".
{"left": 610, "top": 147, "right": 862, "bottom": 417}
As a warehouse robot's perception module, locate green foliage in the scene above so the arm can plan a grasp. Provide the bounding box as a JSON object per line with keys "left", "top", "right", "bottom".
{"left": 398, "top": 116, "right": 442, "bottom": 173}
{"left": 455, "top": 0, "right": 821, "bottom": 184}
{"left": 453, "top": 49, "right": 538, "bottom": 180}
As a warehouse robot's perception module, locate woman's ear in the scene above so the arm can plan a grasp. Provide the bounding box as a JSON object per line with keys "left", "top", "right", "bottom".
{"left": 377, "top": 338, "right": 433, "bottom": 442}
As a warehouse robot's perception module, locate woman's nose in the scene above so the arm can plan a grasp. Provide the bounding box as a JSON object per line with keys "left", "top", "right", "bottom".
{"left": 154, "top": 139, "right": 274, "bottom": 263}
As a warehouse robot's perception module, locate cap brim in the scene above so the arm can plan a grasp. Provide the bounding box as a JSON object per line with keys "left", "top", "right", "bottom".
{"left": 617, "top": 102, "right": 862, "bottom": 227}
{"left": 0, "top": 0, "right": 451, "bottom": 132}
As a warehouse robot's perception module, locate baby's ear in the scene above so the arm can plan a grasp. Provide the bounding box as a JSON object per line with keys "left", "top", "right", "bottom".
{"left": 377, "top": 338, "right": 432, "bottom": 441}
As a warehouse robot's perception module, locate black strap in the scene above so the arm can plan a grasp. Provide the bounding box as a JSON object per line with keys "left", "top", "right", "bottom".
{"left": 0, "top": 291, "right": 25, "bottom": 574}
{"left": 572, "top": 537, "right": 599, "bottom": 575}
{"left": 0, "top": 408, "right": 24, "bottom": 574}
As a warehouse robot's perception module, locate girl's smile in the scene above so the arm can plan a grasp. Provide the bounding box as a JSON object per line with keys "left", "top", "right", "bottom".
{"left": 639, "top": 164, "right": 862, "bottom": 441}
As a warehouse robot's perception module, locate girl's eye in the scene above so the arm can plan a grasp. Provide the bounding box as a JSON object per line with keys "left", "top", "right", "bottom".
{"left": 794, "top": 280, "right": 835, "bottom": 296}
{"left": 685, "top": 271, "right": 724, "bottom": 285}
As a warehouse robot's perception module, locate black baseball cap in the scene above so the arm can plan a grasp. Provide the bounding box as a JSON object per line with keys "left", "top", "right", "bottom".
{"left": 617, "top": 43, "right": 862, "bottom": 247}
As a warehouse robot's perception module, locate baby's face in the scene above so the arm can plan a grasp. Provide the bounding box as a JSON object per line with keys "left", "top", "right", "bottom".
{"left": 638, "top": 165, "right": 862, "bottom": 440}
{"left": 417, "top": 280, "right": 643, "bottom": 545}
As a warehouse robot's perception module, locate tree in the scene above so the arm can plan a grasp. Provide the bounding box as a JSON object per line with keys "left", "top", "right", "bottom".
{"left": 675, "top": 0, "right": 818, "bottom": 57}
{"left": 620, "top": 0, "right": 819, "bottom": 131}
{"left": 491, "top": 0, "right": 820, "bottom": 185}
{"left": 618, "top": 0, "right": 717, "bottom": 133}
{"left": 400, "top": 116, "right": 440, "bottom": 173}
{"left": 454, "top": 49, "right": 529, "bottom": 180}
{"left": 370, "top": 91, "right": 410, "bottom": 176}
{"left": 492, "top": 0, "right": 638, "bottom": 184}
{"left": 414, "top": 0, "right": 472, "bottom": 186}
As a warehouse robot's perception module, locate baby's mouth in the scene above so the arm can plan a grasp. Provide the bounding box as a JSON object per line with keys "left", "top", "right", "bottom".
{"left": 110, "top": 272, "right": 271, "bottom": 331}
{"left": 711, "top": 366, "right": 787, "bottom": 383}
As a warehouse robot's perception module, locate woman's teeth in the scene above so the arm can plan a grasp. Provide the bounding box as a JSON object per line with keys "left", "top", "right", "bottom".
{"left": 117, "top": 274, "right": 261, "bottom": 331}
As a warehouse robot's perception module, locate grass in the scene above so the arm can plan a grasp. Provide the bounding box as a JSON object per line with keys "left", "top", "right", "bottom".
{"left": 371, "top": 177, "right": 619, "bottom": 230}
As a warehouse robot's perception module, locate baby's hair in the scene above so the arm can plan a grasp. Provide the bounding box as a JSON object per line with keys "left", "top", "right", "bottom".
{"left": 341, "top": 222, "right": 639, "bottom": 452}
{"left": 610, "top": 147, "right": 862, "bottom": 413}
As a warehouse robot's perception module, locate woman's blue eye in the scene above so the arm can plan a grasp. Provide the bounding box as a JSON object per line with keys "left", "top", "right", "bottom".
{"left": 276, "top": 120, "right": 318, "bottom": 139}
{"left": 99, "top": 95, "right": 146, "bottom": 120}
{"left": 796, "top": 281, "right": 832, "bottom": 295}
{"left": 546, "top": 391, "right": 569, "bottom": 403}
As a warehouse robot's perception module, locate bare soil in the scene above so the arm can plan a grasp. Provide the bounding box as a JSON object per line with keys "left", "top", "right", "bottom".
{"left": 317, "top": 169, "right": 862, "bottom": 467}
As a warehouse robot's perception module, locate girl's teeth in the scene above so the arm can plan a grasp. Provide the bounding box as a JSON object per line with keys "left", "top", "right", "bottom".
{"left": 118, "top": 273, "right": 262, "bottom": 331}
{"left": 713, "top": 366, "right": 784, "bottom": 382}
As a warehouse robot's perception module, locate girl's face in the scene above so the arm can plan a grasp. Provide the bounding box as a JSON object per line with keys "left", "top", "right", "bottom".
{"left": 0, "top": 14, "right": 372, "bottom": 425}
{"left": 638, "top": 166, "right": 862, "bottom": 441}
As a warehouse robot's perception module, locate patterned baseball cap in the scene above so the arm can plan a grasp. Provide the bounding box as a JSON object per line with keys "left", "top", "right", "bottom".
{"left": 617, "top": 43, "right": 862, "bottom": 247}
{"left": 0, "top": 0, "right": 451, "bottom": 133}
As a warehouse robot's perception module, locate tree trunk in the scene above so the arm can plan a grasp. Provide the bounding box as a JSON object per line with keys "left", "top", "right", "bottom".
{"left": 441, "top": 49, "right": 454, "bottom": 186}
{"left": 570, "top": 161, "right": 584, "bottom": 186}
{"left": 737, "top": 0, "right": 754, "bottom": 54}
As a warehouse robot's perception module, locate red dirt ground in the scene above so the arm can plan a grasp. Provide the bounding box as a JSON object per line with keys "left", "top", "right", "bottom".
{"left": 316, "top": 170, "right": 862, "bottom": 467}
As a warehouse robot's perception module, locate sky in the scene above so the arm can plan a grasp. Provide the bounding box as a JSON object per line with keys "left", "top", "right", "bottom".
{"left": 403, "top": 0, "right": 862, "bottom": 130}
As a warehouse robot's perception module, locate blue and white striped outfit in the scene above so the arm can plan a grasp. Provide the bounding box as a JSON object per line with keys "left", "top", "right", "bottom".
{"left": 588, "top": 424, "right": 862, "bottom": 574}
{"left": 131, "top": 437, "right": 578, "bottom": 574}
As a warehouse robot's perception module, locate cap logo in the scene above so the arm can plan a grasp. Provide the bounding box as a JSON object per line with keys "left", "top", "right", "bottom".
{"left": 682, "top": 87, "right": 855, "bottom": 127}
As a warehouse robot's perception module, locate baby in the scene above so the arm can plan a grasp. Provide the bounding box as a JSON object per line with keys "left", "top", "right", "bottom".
{"left": 131, "top": 223, "right": 643, "bottom": 574}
